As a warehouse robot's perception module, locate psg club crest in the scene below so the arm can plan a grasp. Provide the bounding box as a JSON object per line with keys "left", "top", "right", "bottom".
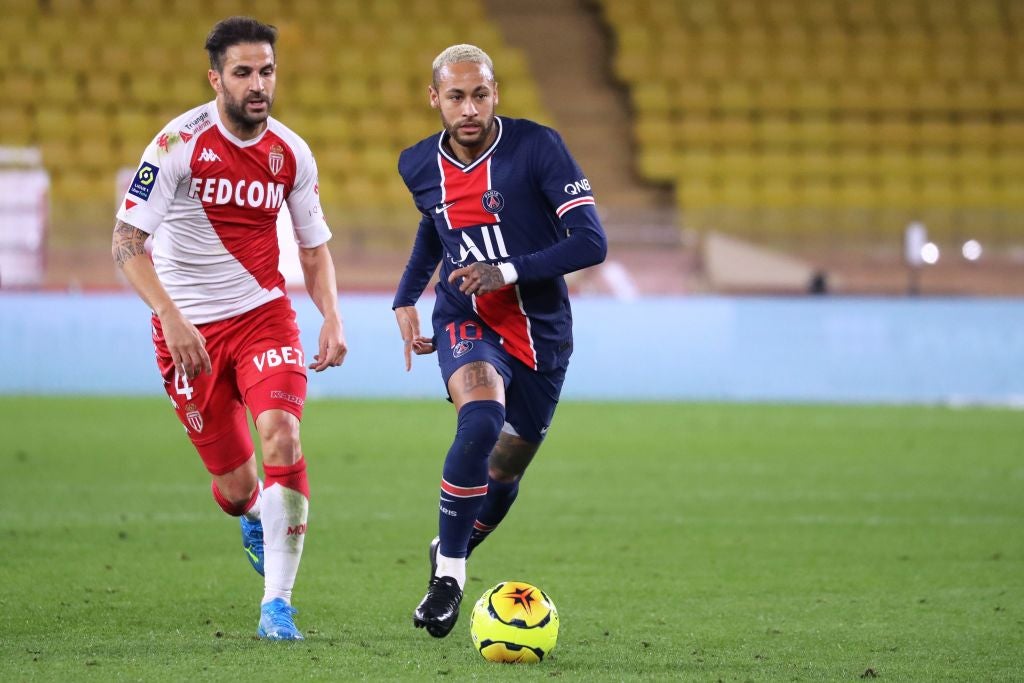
{"left": 481, "top": 189, "right": 504, "bottom": 214}
{"left": 268, "top": 144, "right": 284, "bottom": 176}
{"left": 453, "top": 340, "right": 474, "bottom": 358}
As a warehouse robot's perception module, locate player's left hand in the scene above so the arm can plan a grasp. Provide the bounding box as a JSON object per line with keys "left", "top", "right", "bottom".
{"left": 310, "top": 316, "right": 347, "bottom": 372}
{"left": 449, "top": 262, "right": 506, "bottom": 295}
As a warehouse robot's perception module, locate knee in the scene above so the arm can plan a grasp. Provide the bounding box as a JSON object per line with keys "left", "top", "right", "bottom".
{"left": 212, "top": 475, "right": 259, "bottom": 515}
{"left": 259, "top": 412, "right": 302, "bottom": 466}
{"left": 456, "top": 400, "right": 505, "bottom": 450}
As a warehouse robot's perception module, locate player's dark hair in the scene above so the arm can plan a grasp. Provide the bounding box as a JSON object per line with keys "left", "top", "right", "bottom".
{"left": 205, "top": 16, "right": 277, "bottom": 72}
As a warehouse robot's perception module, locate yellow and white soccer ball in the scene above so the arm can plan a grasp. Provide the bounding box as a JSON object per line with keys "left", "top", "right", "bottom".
{"left": 469, "top": 581, "right": 559, "bottom": 663}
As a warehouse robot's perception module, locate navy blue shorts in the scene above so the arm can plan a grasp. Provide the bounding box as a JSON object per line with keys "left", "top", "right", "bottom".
{"left": 433, "top": 316, "right": 568, "bottom": 444}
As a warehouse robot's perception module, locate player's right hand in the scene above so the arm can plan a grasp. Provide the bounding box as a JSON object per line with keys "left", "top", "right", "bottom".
{"left": 160, "top": 310, "right": 212, "bottom": 380}
{"left": 394, "top": 306, "right": 435, "bottom": 371}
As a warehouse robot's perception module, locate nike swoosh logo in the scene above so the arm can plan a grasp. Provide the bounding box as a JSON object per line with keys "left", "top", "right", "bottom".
{"left": 435, "top": 201, "right": 457, "bottom": 213}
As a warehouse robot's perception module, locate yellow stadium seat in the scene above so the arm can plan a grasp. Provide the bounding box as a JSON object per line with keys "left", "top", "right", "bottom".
{"left": 632, "top": 81, "right": 672, "bottom": 115}
{"left": 803, "top": 0, "right": 841, "bottom": 27}
{"left": 833, "top": 148, "right": 875, "bottom": 176}
{"left": 716, "top": 116, "right": 756, "bottom": 145}
{"left": 0, "top": 107, "right": 33, "bottom": 145}
{"left": 956, "top": 121, "right": 996, "bottom": 147}
{"left": 795, "top": 150, "right": 834, "bottom": 178}
{"left": 39, "top": 73, "right": 80, "bottom": 107}
{"left": 915, "top": 148, "right": 956, "bottom": 179}
{"left": 84, "top": 73, "right": 125, "bottom": 105}
{"left": 7, "top": 72, "right": 39, "bottom": 107}
{"left": 917, "top": 119, "right": 955, "bottom": 146}
{"left": 799, "top": 116, "right": 836, "bottom": 146}
{"left": 952, "top": 82, "right": 994, "bottom": 113}
{"left": 639, "top": 149, "right": 678, "bottom": 182}
{"left": 635, "top": 116, "right": 675, "bottom": 145}
{"left": 759, "top": 177, "right": 798, "bottom": 208}
{"left": 755, "top": 115, "right": 797, "bottom": 146}
{"left": 676, "top": 147, "right": 718, "bottom": 176}
{"left": 922, "top": 0, "right": 961, "bottom": 27}
{"left": 998, "top": 121, "right": 1024, "bottom": 146}
{"left": 914, "top": 81, "right": 951, "bottom": 113}
{"left": 717, "top": 81, "right": 755, "bottom": 112}
{"left": 835, "top": 118, "right": 875, "bottom": 146}
{"left": 876, "top": 117, "right": 916, "bottom": 147}
{"left": 793, "top": 81, "right": 834, "bottom": 112}
{"left": 756, "top": 81, "right": 792, "bottom": 113}
{"left": 878, "top": 178, "right": 918, "bottom": 207}
{"left": 113, "top": 110, "right": 157, "bottom": 150}
{"left": 34, "top": 107, "right": 72, "bottom": 141}
{"left": 797, "top": 177, "right": 835, "bottom": 207}
{"left": 676, "top": 179, "right": 718, "bottom": 210}
{"left": 994, "top": 82, "right": 1024, "bottom": 112}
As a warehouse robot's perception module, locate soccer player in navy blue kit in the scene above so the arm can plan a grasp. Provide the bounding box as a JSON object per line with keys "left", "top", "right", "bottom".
{"left": 392, "top": 44, "right": 607, "bottom": 638}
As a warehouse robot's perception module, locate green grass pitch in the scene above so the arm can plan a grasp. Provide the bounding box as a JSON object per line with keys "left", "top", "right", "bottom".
{"left": 2, "top": 397, "right": 1022, "bottom": 681}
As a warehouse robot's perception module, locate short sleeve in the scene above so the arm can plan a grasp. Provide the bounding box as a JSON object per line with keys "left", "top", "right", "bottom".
{"left": 115, "top": 131, "right": 190, "bottom": 234}
{"left": 286, "top": 142, "right": 331, "bottom": 248}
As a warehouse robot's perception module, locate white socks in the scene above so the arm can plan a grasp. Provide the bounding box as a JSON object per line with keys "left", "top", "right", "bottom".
{"left": 436, "top": 552, "right": 467, "bottom": 590}
{"left": 260, "top": 482, "right": 308, "bottom": 605}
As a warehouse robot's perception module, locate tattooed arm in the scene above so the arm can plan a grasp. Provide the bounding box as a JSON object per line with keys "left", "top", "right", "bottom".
{"left": 112, "top": 220, "right": 211, "bottom": 379}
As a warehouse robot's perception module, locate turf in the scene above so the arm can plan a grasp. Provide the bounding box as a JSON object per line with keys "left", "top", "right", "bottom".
{"left": 1, "top": 398, "right": 1022, "bottom": 681}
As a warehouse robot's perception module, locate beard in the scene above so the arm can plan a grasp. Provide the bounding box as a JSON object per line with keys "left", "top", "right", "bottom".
{"left": 445, "top": 115, "right": 495, "bottom": 150}
{"left": 222, "top": 89, "right": 273, "bottom": 131}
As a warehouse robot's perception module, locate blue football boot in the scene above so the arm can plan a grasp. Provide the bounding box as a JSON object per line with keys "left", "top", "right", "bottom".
{"left": 240, "top": 516, "right": 265, "bottom": 576}
{"left": 257, "top": 598, "right": 304, "bottom": 641}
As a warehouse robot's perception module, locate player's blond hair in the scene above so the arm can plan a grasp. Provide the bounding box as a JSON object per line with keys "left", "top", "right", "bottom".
{"left": 432, "top": 44, "right": 495, "bottom": 88}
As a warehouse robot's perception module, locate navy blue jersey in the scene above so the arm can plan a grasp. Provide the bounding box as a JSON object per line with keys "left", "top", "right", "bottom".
{"left": 393, "top": 117, "right": 607, "bottom": 371}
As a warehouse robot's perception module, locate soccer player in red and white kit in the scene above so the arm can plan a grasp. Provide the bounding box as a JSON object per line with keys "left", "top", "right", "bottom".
{"left": 111, "top": 17, "right": 347, "bottom": 641}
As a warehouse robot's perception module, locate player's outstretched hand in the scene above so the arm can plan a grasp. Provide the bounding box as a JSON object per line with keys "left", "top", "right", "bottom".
{"left": 309, "top": 317, "right": 347, "bottom": 372}
{"left": 160, "top": 309, "right": 212, "bottom": 380}
{"left": 395, "top": 306, "right": 434, "bottom": 371}
{"left": 448, "top": 262, "right": 505, "bottom": 296}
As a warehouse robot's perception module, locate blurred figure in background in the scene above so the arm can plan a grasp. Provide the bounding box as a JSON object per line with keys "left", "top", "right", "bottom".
{"left": 110, "top": 16, "right": 346, "bottom": 641}
{"left": 393, "top": 44, "right": 607, "bottom": 638}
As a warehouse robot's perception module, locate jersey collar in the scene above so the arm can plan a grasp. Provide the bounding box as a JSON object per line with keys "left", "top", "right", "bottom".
{"left": 437, "top": 116, "right": 503, "bottom": 172}
{"left": 211, "top": 101, "right": 271, "bottom": 148}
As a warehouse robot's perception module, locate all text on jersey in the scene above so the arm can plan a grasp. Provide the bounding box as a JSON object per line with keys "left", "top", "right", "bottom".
{"left": 188, "top": 177, "right": 286, "bottom": 210}
{"left": 450, "top": 224, "right": 510, "bottom": 265}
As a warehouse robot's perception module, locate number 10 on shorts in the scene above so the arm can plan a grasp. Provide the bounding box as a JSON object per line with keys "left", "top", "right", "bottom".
{"left": 444, "top": 321, "right": 483, "bottom": 348}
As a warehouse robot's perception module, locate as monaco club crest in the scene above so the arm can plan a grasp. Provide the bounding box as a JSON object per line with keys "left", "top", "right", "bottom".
{"left": 184, "top": 402, "right": 204, "bottom": 433}
{"left": 268, "top": 144, "right": 284, "bottom": 176}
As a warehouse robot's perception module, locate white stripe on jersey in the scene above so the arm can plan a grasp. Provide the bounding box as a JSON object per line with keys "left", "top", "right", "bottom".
{"left": 115, "top": 102, "right": 330, "bottom": 325}
{"left": 555, "top": 195, "right": 596, "bottom": 218}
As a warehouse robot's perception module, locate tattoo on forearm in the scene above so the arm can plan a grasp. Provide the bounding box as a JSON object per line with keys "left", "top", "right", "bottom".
{"left": 462, "top": 361, "right": 497, "bottom": 392}
{"left": 112, "top": 220, "right": 148, "bottom": 267}
{"left": 477, "top": 264, "right": 505, "bottom": 290}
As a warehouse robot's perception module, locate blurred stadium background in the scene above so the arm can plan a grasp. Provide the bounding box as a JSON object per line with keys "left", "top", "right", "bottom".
{"left": 0, "top": 0, "right": 1022, "bottom": 295}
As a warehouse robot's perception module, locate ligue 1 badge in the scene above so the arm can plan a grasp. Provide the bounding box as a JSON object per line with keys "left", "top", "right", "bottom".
{"left": 268, "top": 144, "right": 284, "bottom": 176}
{"left": 481, "top": 189, "right": 504, "bottom": 214}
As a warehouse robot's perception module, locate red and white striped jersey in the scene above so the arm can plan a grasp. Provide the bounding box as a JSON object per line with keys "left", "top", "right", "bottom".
{"left": 116, "top": 101, "right": 331, "bottom": 324}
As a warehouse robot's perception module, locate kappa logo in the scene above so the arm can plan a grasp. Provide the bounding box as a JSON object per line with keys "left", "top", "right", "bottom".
{"left": 435, "top": 201, "right": 457, "bottom": 213}
{"left": 197, "top": 147, "right": 221, "bottom": 163}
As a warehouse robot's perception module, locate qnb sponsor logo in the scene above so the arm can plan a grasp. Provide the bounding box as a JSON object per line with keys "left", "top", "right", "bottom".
{"left": 253, "top": 346, "right": 304, "bottom": 371}
{"left": 563, "top": 178, "right": 592, "bottom": 195}
{"left": 188, "top": 177, "right": 285, "bottom": 209}
{"left": 286, "top": 523, "right": 307, "bottom": 536}
{"left": 270, "top": 389, "right": 305, "bottom": 407}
